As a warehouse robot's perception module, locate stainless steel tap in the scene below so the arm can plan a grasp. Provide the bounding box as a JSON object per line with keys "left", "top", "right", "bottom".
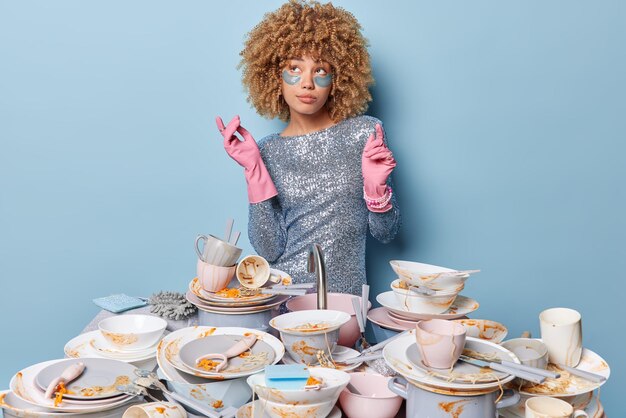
{"left": 307, "top": 243, "right": 327, "bottom": 309}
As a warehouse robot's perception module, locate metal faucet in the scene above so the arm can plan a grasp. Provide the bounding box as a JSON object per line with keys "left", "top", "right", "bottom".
{"left": 307, "top": 243, "right": 327, "bottom": 309}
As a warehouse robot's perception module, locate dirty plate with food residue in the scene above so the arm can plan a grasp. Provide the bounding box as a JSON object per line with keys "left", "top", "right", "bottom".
{"left": 178, "top": 335, "right": 276, "bottom": 377}
{"left": 517, "top": 345, "right": 610, "bottom": 398}
{"left": 280, "top": 345, "right": 363, "bottom": 372}
{"left": 405, "top": 338, "right": 511, "bottom": 384}
{"left": 378, "top": 291, "right": 479, "bottom": 321}
{"left": 35, "top": 358, "right": 136, "bottom": 400}
{"left": 9, "top": 360, "right": 135, "bottom": 413}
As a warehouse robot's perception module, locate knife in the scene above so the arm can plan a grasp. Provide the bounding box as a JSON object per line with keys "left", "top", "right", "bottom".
{"left": 485, "top": 357, "right": 560, "bottom": 379}
{"left": 458, "top": 355, "right": 546, "bottom": 384}
{"left": 556, "top": 363, "right": 606, "bottom": 383}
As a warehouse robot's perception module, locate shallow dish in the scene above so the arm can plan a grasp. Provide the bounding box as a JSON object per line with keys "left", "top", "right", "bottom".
{"left": 35, "top": 358, "right": 136, "bottom": 400}
{"left": 236, "top": 399, "right": 339, "bottom": 418}
{"left": 178, "top": 335, "right": 276, "bottom": 377}
{"left": 190, "top": 278, "right": 276, "bottom": 307}
{"left": 247, "top": 367, "right": 349, "bottom": 405}
{"left": 389, "top": 260, "right": 472, "bottom": 290}
{"left": 390, "top": 279, "right": 460, "bottom": 314}
{"left": 453, "top": 319, "right": 508, "bottom": 343}
{"left": 64, "top": 330, "right": 157, "bottom": 363}
{"left": 98, "top": 314, "right": 166, "bottom": 350}
{"left": 367, "top": 307, "right": 413, "bottom": 332}
{"left": 383, "top": 330, "right": 520, "bottom": 392}
{"left": 378, "top": 291, "right": 479, "bottom": 321}
{"left": 158, "top": 326, "right": 284, "bottom": 382}
{"left": 186, "top": 291, "right": 289, "bottom": 315}
{"left": 9, "top": 360, "right": 135, "bottom": 413}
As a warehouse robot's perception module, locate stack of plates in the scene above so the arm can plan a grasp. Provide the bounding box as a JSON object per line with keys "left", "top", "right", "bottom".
{"left": 64, "top": 329, "right": 158, "bottom": 365}
{"left": 4, "top": 358, "right": 137, "bottom": 415}
{"left": 186, "top": 277, "right": 290, "bottom": 315}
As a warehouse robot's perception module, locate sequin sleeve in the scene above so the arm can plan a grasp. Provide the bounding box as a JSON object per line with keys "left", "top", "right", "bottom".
{"left": 368, "top": 175, "right": 400, "bottom": 243}
{"left": 248, "top": 198, "right": 287, "bottom": 263}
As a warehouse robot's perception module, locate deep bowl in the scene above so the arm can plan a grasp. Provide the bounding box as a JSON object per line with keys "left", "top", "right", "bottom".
{"left": 286, "top": 293, "right": 371, "bottom": 347}
{"left": 98, "top": 314, "right": 167, "bottom": 350}
{"left": 390, "top": 279, "right": 460, "bottom": 314}
{"left": 389, "top": 260, "right": 471, "bottom": 290}
{"left": 246, "top": 367, "right": 349, "bottom": 405}
{"left": 339, "top": 372, "right": 403, "bottom": 418}
{"left": 258, "top": 398, "right": 336, "bottom": 418}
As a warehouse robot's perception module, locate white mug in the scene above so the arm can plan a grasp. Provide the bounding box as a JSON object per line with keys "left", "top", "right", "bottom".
{"left": 236, "top": 255, "right": 282, "bottom": 289}
{"left": 123, "top": 402, "right": 187, "bottom": 418}
{"left": 539, "top": 307, "right": 583, "bottom": 367}
{"left": 525, "top": 396, "right": 588, "bottom": 418}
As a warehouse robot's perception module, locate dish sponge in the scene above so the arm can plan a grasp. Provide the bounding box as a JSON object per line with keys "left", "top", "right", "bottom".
{"left": 264, "top": 365, "right": 309, "bottom": 390}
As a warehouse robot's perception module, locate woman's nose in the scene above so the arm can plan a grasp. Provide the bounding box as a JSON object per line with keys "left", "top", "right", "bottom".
{"left": 300, "top": 73, "right": 314, "bottom": 89}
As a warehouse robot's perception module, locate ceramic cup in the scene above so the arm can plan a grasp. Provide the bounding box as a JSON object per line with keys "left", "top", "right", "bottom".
{"left": 339, "top": 372, "right": 403, "bottom": 418}
{"left": 502, "top": 338, "right": 549, "bottom": 385}
{"left": 539, "top": 307, "right": 583, "bottom": 367}
{"left": 195, "top": 234, "right": 242, "bottom": 267}
{"left": 415, "top": 319, "right": 466, "bottom": 369}
{"left": 525, "top": 396, "right": 588, "bottom": 417}
{"left": 236, "top": 255, "right": 281, "bottom": 289}
{"left": 122, "top": 402, "right": 187, "bottom": 418}
{"left": 197, "top": 258, "right": 236, "bottom": 292}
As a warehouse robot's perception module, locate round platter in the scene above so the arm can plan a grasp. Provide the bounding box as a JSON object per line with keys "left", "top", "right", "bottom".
{"left": 377, "top": 291, "right": 479, "bottom": 321}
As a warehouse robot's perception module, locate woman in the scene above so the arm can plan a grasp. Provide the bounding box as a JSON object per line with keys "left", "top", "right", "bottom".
{"left": 216, "top": 0, "right": 400, "bottom": 294}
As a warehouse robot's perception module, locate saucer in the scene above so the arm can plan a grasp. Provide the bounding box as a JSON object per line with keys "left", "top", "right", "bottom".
{"left": 377, "top": 291, "right": 479, "bottom": 321}
{"left": 64, "top": 331, "right": 156, "bottom": 363}
{"left": 236, "top": 400, "right": 341, "bottom": 418}
{"left": 367, "top": 307, "right": 414, "bottom": 332}
{"left": 281, "top": 345, "right": 363, "bottom": 372}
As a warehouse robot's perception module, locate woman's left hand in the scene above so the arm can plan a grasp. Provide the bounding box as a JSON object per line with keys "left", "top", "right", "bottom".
{"left": 362, "top": 124, "right": 396, "bottom": 199}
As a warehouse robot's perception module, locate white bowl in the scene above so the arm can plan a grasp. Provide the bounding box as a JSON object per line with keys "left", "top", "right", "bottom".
{"left": 390, "top": 279, "right": 460, "bottom": 314}
{"left": 389, "top": 260, "right": 471, "bottom": 290}
{"left": 257, "top": 398, "right": 336, "bottom": 418}
{"left": 270, "top": 310, "right": 350, "bottom": 364}
{"left": 453, "top": 319, "right": 508, "bottom": 343}
{"left": 98, "top": 314, "right": 167, "bottom": 350}
{"left": 246, "top": 367, "right": 349, "bottom": 405}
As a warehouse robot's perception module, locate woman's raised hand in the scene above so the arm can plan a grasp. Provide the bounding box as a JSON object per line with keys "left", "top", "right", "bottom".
{"left": 361, "top": 124, "right": 396, "bottom": 212}
{"left": 215, "top": 115, "right": 278, "bottom": 204}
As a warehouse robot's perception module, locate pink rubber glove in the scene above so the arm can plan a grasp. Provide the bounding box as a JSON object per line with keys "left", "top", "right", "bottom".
{"left": 216, "top": 115, "right": 278, "bottom": 204}
{"left": 362, "top": 124, "right": 396, "bottom": 212}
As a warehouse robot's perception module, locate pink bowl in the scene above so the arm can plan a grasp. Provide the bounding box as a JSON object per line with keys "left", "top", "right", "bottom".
{"left": 339, "top": 372, "right": 402, "bottom": 418}
{"left": 286, "top": 293, "right": 372, "bottom": 347}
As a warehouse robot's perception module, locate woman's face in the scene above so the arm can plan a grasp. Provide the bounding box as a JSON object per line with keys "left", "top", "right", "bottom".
{"left": 281, "top": 56, "right": 332, "bottom": 118}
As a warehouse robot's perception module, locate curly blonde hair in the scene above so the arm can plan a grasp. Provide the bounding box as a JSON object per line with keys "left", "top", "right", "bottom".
{"left": 239, "top": 0, "right": 374, "bottom": 122}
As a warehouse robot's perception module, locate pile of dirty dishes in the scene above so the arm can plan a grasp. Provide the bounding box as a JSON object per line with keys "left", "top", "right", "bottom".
{"left": 155, "top": 326, "right": 284, "bottom": 415}
{"left": 2, "top": 358, "right": 139, "bottom": 416}
{"left": 63, "top": 314, "right": 166, "bottom": 366}
{"left": 238, "top": 367, "right": 349, "bottom": 418}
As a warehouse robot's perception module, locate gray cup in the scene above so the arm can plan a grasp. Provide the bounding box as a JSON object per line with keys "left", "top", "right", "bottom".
{"left": 195, "top": 234, "right": 242, "bottom": 267}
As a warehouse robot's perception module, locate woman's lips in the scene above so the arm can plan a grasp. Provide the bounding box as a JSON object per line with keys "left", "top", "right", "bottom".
{"left": 297, "top": 95, "right": 317, "bottom": 104}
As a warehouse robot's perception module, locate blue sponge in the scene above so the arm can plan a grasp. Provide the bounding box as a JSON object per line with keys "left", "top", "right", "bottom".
{"left": 93, "top": 294, "right": 147, "bottom": 313}
{"left": 264, "top": 365, "right": 309, "bottom": 390}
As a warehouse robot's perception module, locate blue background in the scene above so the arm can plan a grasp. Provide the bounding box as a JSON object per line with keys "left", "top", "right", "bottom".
{"left": 0, "top": 0, "right": 623, "bottom": 413}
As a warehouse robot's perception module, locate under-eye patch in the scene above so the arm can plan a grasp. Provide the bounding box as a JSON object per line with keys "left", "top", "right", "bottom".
{"left": 282, "top": 71, "right": 301, "bottom": 85}
{"left": 313, "top": 73, "right": 332, "bottom": 88}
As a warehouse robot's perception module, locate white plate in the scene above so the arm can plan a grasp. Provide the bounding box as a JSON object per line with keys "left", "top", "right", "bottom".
{"left": 157, "top": 326, "right": 284, "bottom": 383}
{"left": 281, "top": 345, "right": 363, "bottom": 372}
{"left": 177, "top": 335, "right": 276, "bottom": 378}
{"left": 187, "top": 291, "right": 290, "bottom": 314}
{"left": 405, "top": 339, "right": 509, "bottom": 383}
{"left": 236, "top": 400, "right": 341, "bottom": 418}
{"left": 377, "top": 291, "right": 479, "bottom": 320}
{"left": 383, "top": 330, "right": 519, "bottom": 392}
{"left": 516, "top": 344, "right": 610, "bottom": 398}
{"left": 367, "top": 307, "right": 413, "bottom": 332}
{"left": 189, "top": 278, "right": 277, "bottom": 306}
{"left": 0, "top": 390, "right": 140, "bottom": 417}
{"left": 64, "top": 331, "right": 156, "bottom": 363}
{"left": 452, "top": 319, "right": 508, "bottom": 344}
{"left": 35, "top": 358, "right": 136, "bottom": 400}
{"left": 499, "top": 391, "right": 604, "bottom": 418}
{"left": 9, "top": 360, "right": 136, "bottom": 413}
{"left": 90, "top": 333, "right": 157, "bottom": 358}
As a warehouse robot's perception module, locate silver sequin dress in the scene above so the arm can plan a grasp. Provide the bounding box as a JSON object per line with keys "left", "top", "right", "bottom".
{"left": 248, "top": 115, "right": 400, "bottom": 295}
